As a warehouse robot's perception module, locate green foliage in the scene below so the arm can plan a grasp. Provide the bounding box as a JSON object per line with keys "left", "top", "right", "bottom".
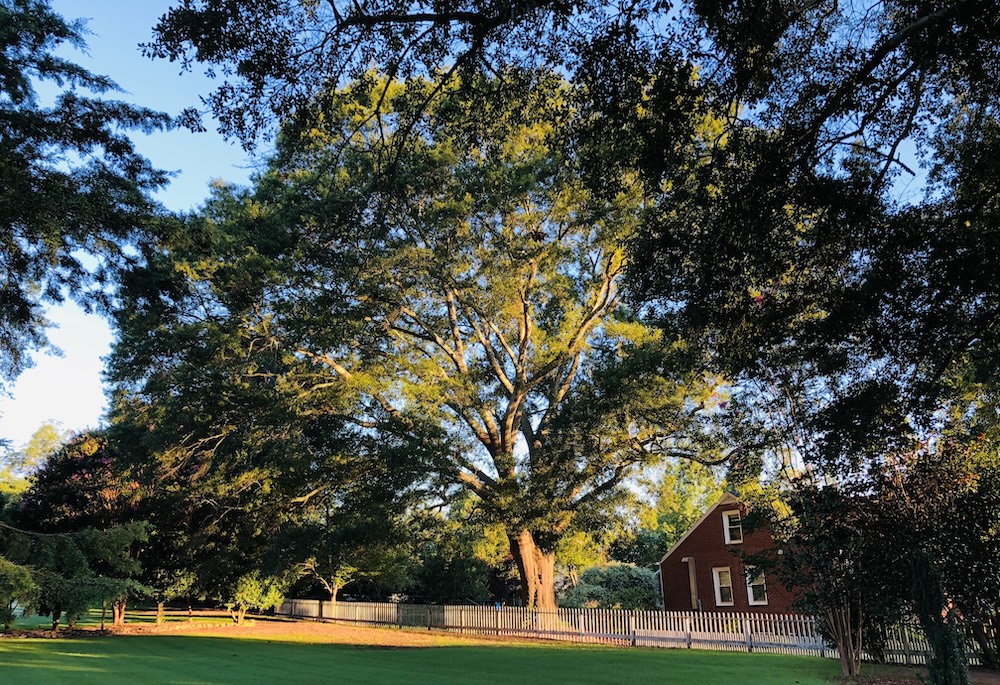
{"left": 107, "top": 71, "right": 731, "bottom": 608}
{"left": 0, "top": 522, "right": 149, "bottom": 630}
{"left": 0, "top": 557, "right": 36, "bottom": 630}
{"left": 555, "top": 531, "right": 606, "bottom": 588}
{"left": 559, "top": 564, "right": 658, "bottom": 610}
{"left": 1, "top": 431, "right": 150, "bottom": 629}
{"left": 410, "top": 541, "right": 493, "bottom": 605}
{"left": 0, "top": 422, "right": 70, "bottom": 495}
{"left": 639, "top": 461, "right": 724, "bottom": 542}
{"left": 755, "top": 483, "right": 903, "bottom": 676}
{"left": 0, "top": 0, "right": 169, "bottom": 385}
{"left": 912, "top": 551, "right": 969, "bottom": 685}
{"left": 611, "top": 460, "right": 724, "bottom": 567}
{"left": 226, "top": 572, "right": 286, "bottom": 624}
{"left": 876, "top": 438, "right": 1000, "bottom": 673}
{"left": 758, "top": 433, "right": 999, "bottom": 676}
{"left": 16, "top": 432, "right": 140, "bottom": 531}
{"left": 142, "top": 0, "right": 1000, "bottom": 647}
{"left": 281, "top": 518, "right": 415, "bottom": 602}
{"left": 407, "top": 506, "right": 518, "bottom": 604}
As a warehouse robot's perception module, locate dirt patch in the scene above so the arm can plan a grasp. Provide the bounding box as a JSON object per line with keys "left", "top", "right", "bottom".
{"left": 849, "top": 665, "right": 1000, "bottom": 685}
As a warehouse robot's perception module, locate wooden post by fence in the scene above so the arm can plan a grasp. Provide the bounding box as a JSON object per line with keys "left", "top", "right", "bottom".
{"left": 629, "top": 615, "right": 637, "bottom": 647}
{"left": 902, "top": 624, "right": 913, "bottom": 666}
{"left": 743, "top": 617, "right": 753, "bottom": 653}
{"left": 685, "top": 616, "right": 692, "bottom": 649}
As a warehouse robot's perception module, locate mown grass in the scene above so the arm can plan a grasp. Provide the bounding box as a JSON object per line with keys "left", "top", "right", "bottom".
{"left": 0, "top": 630, "right": 845, "bottom": 685}
{"left": 11, "top": 607, "right": 227, "bottom": 630}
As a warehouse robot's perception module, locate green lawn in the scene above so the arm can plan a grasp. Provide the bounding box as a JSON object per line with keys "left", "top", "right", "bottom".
{"left": 11, "top": 608, "right": 228, "bottom": 630}
{"left": 0, "top": 632, "right": 844, "bottom": 685}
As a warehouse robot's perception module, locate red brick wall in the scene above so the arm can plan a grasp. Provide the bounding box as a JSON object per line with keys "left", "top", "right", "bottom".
{"left": 658, "top": 501, "right": 797, "bottom": 613}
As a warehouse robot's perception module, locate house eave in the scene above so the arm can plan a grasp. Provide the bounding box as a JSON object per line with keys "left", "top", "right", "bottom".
{"left": 656, "top": 492, "right": 740, "bottom": 567}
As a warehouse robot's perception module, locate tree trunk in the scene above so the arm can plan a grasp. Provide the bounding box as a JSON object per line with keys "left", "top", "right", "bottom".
{"left": 912, "top": 552, "right": 970, "bottom": 685}
{"left": 51, "top": 609, "right": 61, "bottom": 632}
{"left": 509, "top": 529, "right": 557, "bottom": 610}
{"left": 827, "top": 604, "right": 863, "bottom": 678}
{"left": 970, "top": 621, "right": 998, "bottom": 670}
{"left": 156, "top": 601, "right": 165, "bottom": 625}
{"left": 100, "top": 601, "right": 107, "bottom": 631}
{"left": 112, "top": 598, "right": 127, "bottom": 627}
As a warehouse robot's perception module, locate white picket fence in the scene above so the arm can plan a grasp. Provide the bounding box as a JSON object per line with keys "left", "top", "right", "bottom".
{"left": 276, "top": 599, "right": 991, "bottom": 666}
{"left": 278, "top": 599, "right": 821, "bottom": 656}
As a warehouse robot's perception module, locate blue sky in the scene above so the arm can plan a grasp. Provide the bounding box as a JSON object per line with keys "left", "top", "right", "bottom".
{"left": 0, "top": 1, "right": 254, "bottom": 448}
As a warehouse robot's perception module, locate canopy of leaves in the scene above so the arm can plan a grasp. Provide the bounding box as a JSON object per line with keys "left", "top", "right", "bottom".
{"left": 752, "top": 430, "right": 1000, "bottom": 672}
{"left": 407, "top": 516, "right": 511, "bottom": 604}
{"left": 0, "top": 0, "right": 171, "bottom": 384}
{"left": 559, "top": 563, "right": 658, "bottom": 610}
{"left": 0, "top": 421, "right": 69, "bottom": 494}
{"left": 14, "top": 432, "right": 140, "bottom": 531}
{"left": 0, "top": 556, "right": 36, "bottom": 629}
{"left": 226, "top": 571, "right": 286, "bottom": 624}
{"left": 146, "top": 0, "right": 997, "bottom": 422}
{"left": 611, "top": 459, "right": 724, "bottom": 566}
{"left": 1, "top": 431, "right": 149, "bottom": 627}
{"left": 109, "top": 72, "right": 732, "bottom": 554}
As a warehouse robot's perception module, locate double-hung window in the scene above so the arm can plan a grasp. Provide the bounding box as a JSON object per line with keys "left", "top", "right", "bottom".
{"left": 722, "top": 509, "right": 743, "bottom": 544}
{"left": 712, "top": 567, "right": 734, "bottom": 606}
{"left": 747, "top": 573, "right": 769, "bottom": 606}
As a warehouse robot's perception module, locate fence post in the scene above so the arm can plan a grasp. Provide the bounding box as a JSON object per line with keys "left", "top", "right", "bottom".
{"left": 685, "top": 615, "right": 692, "bottom": 649}
{"left": 427, "top": 606, "right": 432, "bottom": 631}
{"left": 459, "top": 607, "right": 464, "bottom": 635}
{"left": 901, "top": 623, "right": 913, "bottom": 666}
{"left": 743, "top": 617, "right": 753, "bottom": 653}
{"left": 630, "top": 615, "right": 637, "bottom": 647}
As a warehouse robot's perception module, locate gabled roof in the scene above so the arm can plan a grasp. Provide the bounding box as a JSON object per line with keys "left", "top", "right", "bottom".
{"left": 657, "top": 492, "right": 740, "bottom": 566}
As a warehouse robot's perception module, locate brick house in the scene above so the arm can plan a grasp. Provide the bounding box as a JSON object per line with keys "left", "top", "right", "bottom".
{"left": 657, "top": 493, "right": 797, "bottom": 613}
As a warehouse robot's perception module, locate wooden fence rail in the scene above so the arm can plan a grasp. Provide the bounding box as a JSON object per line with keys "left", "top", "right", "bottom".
{"left": 276, "top": 600, "right": 990, "bottom": 666}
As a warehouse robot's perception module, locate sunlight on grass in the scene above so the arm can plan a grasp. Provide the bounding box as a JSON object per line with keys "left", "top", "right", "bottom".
{"left": 11, "top": 607, "right": 232, "bottom": 631}
{"left": 0, "top": 631, "right": 843, "bottom": 685}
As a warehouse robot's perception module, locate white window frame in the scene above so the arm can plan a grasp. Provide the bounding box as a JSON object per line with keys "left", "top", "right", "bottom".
{"left": 747, "top": 573, "right": 769, "bottom": 606}
{"left": 722, "top": 509, "right": 743, "bottom": 544}
{"left": 712, "top": 567, "right": 734, "bottom": 607}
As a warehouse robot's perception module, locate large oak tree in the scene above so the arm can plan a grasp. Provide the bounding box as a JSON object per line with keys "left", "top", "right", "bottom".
{"left": 109, "top": 73, "right": 733, "bottom": 608}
